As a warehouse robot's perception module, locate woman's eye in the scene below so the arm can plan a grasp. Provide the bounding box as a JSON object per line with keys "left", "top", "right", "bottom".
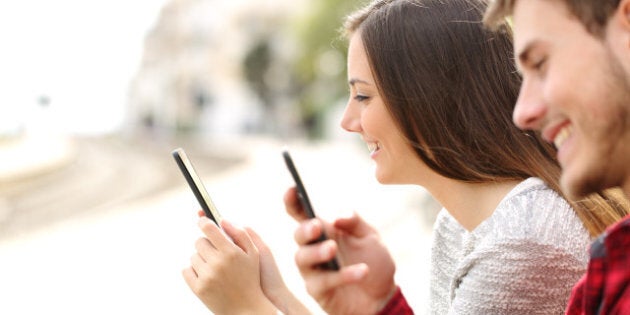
{"left": 354, "top": 94, "right": 369, "bottom": 102}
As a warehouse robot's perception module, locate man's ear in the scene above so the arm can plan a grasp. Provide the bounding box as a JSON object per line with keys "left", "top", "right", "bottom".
{"left": 616, "top": 0, "right": 630, "bottom": 31}
{"left": 608, "top": 0, "right": 630, "bottom": 50}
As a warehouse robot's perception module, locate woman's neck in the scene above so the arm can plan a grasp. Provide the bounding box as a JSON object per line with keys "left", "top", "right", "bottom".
{"left": 427, "top": 178, "right": 522, "bottom": 231}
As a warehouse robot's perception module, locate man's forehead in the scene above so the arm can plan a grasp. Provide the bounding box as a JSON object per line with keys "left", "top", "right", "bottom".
{"left": 511, "top": 0, "right": 563, "bottom": 51}
{"left": 510, "top": 3, "right": 538, "bottom": 57}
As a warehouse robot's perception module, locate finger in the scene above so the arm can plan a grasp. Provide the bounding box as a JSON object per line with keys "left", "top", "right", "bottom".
{"left": 198, "top": 216, "right": 233, "bottom": 251}
{"left": 340, "top": 263, "right": 369, "bottom": 283}
{"left": 182, "top": 266, "right": 198, "bottom": 289}
{"left": 197, "top": 209, "right": 205, "bottom": 218}
{"left": 194, "top": 237, "right": 216, "bottom": 261}
{"left": 293, "top": 219, "right": 324, "bottom": 246}
{"left": 284, "top": 187, "right": 310, "bottom": 221}
{"left": 295, "top": 239, "right": 338, "bottom": 271}
{"left": 305, "top": 263, "right": 368, "bottom": 298}
{"left": 246, "top": 227, "right": 271, "bottom": 256}
{"left": 246, "top": 227, "right": 285, "bottom": 289}
{"left": 333, "top": 212, "right": 376, "bottom": 238}
{"left": 190, "top": 253, "right": 208, "bottom": 278}
{"left": 221, "top": 219, "right": 256, "bottom": 254}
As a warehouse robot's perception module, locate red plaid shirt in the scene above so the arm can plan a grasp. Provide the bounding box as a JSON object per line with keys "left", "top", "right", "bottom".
{"left": 566, "top": 214, "right": 630, "bottom": 315}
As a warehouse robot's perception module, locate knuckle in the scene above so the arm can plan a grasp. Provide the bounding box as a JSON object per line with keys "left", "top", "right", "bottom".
{"left": 294, "top": 249, "right": 307, "bottom": 266}
{"left": 222, "top": 248, "right": 240, "bottom": 262}
{"left": 200, "top": 223, "right": 214, "bottom": 235}
{"left": 195, "top": 237, "right": 206, "bottom": 246}
{"left": 194, "top": 237, "right": 207, "bottom": 249}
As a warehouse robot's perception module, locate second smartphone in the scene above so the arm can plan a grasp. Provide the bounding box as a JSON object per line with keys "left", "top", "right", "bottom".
{"left": 282, "top": 149, "right": 340, "bottom": 270}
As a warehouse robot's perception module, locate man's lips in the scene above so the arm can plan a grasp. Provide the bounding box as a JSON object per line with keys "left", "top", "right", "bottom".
{"left": 553, "top": 125, "right": 573, "bottom": 149}
{"left": 542, "top": 121, "right": 571, "bottom": 146}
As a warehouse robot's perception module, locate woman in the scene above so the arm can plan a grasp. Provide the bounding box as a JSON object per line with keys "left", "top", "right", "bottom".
{"left": 183, "top": 0, "right": 629, "bottom": 314}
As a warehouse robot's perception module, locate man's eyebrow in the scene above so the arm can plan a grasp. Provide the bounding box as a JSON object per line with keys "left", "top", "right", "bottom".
{"left": 517, "top": 41, "right": 536, "bottom": 66}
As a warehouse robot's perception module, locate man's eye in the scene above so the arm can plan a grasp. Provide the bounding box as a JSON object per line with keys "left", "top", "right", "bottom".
{"left": 532, "top": 57, "right": 547, "bottom": 71}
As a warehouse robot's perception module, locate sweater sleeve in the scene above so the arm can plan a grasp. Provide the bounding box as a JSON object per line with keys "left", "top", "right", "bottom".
{"left": 448, "top": 241, "right": 586, "bottom": 315}
{"left": 377, "top": 287, "right": 414, "bottom": 315}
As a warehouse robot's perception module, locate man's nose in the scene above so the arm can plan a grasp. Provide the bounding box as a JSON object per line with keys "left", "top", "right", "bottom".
{"left": 513, "top": 81, "right": 547, "bottom": 131}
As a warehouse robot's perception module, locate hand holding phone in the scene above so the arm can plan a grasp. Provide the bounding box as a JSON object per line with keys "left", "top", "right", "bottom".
{"left": 172, "top": 148, "right": 222, "bottom": 226}
{"left": 282, "top": 149, "right": 340, "bottom": 270}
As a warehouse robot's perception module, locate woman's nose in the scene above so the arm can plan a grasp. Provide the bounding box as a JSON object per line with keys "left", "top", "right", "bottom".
{"left": 340, "top": 100, "right": 361, "bottom": 133}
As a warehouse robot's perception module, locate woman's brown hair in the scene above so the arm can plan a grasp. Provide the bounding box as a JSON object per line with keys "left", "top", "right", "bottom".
{"left": 344, "top": 0, "right": 628, "bottom": 236}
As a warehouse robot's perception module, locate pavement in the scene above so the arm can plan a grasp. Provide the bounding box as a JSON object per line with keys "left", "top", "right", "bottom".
{"left": 0, "top": 134, "right": 437, "bottom": 314}
{"left": 0, "top": 134, "right": 243, "bottom": 239}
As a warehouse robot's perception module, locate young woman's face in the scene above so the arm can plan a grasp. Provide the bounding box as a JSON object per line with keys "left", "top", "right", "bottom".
{"left": 341, "top": 32, "right": 428, "bottom": 184}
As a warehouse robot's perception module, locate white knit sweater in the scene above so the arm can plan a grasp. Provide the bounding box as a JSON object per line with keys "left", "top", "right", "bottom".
{"left": 429, "top": 177, "right": 591, "bottom": 315}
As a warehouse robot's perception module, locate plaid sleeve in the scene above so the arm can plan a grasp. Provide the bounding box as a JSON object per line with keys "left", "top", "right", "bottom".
{"left": 565, "top": 273, "right": 587, "bottom": 315}
{"left": 565, "top": 215, "right": 630, "bottom": 315}
{"left": 377, "top": 287, "right": 414, "bottom": 315}
{"left": 598, "top": 217, "right": 630, "bottom": 314}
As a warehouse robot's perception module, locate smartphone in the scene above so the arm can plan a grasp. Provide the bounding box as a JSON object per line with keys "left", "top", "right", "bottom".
{"left": 172, "top": 148, "right": 222, "bottom": 226}
{"left": 282, "top": 149, "right": 340, "bottom": 270}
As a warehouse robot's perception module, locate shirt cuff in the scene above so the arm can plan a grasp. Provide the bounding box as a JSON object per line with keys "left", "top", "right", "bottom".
{"left": 376, "top": 286, "right": 414, "bottom": 315}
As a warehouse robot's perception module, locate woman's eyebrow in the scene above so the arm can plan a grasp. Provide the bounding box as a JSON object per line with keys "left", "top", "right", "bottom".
{"left": 348, "top": 78, "right": 371, "bottom": 86}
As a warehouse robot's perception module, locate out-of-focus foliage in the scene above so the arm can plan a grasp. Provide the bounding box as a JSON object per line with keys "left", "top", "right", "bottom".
{"left": 289, "top": 0, "right": 365, "bottom": 138}
{"left": 239, "top": 0, "right": 365, "bottom": 139}
{"left": 244, "top": 40, "right": 273, "bottom": 110}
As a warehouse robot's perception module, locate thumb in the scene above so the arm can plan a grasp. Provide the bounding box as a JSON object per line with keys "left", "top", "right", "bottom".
{"left": 246, "top": 227, "right": 272, "bottom": 257}
{"left": 333, "top": 212, "right": 376, "bottom": 238}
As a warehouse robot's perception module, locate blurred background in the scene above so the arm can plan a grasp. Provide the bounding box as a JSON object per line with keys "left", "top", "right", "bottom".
{"left": 0, "top": 0, "right": 438, "bottom": 314}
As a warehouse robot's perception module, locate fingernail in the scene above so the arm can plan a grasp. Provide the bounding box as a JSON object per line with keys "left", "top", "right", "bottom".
{"left": 221, "top": 219, "right": 232, "bottom": 229}
{"left": 320, "top": 241, "right": 333, "bottom": 258}
{"left": 305, "top": 221, "right": 315, "bottom": 237}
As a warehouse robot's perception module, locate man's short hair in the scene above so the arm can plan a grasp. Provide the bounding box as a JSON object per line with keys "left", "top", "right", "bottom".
{"left": 483, "top": 0, "right": 621, "bottom": 36}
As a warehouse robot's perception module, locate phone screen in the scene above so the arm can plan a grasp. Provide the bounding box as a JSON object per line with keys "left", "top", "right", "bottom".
{"left": 282, "top": 149, "right": 340, "bottom": 270}
{"left": 172, "top": 148, "right": 222, "bottom": 226}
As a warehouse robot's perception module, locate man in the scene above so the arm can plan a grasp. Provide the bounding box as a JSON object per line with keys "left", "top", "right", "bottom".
{"left": 484, "top": 0, "right": 630, "bottom": 313}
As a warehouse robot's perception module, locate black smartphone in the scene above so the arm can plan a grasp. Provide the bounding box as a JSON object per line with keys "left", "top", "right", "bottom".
{"left": 282, "top": 149, "right": 340, "bottom": 270}
{"left": 172, "top": 148, "right": 222, "bottom": 226}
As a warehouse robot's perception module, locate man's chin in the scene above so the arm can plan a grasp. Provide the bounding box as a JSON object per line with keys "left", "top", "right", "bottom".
{"left": 560, "top": 170, "right": 611, "bottom": 201}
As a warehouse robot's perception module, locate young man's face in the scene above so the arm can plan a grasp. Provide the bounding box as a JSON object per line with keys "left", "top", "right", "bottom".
{"left": 511, "top": 0, "right": 630, "bottom": 199}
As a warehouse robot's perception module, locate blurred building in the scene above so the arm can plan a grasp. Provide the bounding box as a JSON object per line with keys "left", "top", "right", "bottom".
{"left": 126, "top": 0, "right": 309, "bottom": 139}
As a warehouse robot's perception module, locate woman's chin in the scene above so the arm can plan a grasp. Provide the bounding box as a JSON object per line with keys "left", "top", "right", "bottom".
{"left": 374, "top": 169, "right": 394, "bottom": 184}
